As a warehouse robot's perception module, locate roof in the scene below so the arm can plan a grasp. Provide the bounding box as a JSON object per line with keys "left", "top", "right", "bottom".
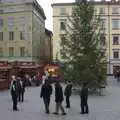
{"left": 45, "top": 28, "right": 53, "bottom": 36}
{"left": 33, "top": 0, "right": 46, "bottom": 19}
{"left": 51, "top": 1, "right": 120, "bottom": 7}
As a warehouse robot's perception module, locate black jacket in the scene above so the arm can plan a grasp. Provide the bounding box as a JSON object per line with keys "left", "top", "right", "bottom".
{"left": 64, "top": 84, "right": 72, "bottom": 96}
{"left": 10, "top": 80, "right": 18, "bottom": 97}
{"left": 55, "top": 83, "right": 64, "bottom": 102}
{"left": 40, "top": 84, "right": 52, "bottom": 99}
{"left": 80, "top": 87, "right": 88, "bottom": 101}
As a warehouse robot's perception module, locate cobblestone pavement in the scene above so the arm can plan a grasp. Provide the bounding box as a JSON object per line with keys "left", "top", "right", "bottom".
{"left": 1, "top": 76, "right": 120, "bottom": 120}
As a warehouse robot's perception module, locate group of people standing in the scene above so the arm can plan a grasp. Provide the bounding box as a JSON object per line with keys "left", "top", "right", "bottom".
{"left": 40, "top": 77, "right": 89, "bottom": 115}
{"left": 10, "top": 75, "right": 26, "bottom": 111}
{"left": 40, "top": 79, "right": 72, "bottom": 115}
{"left": 9, "top": 73, "right": 89, "bottom": 115}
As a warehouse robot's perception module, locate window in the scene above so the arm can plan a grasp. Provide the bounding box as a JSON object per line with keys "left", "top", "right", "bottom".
{"left": 0, "top": 18, "right": 3, "bottom": 28}
{"left": 9, "top": 32, "right": 14, "bottom": 40}
{"left": 0, "top": 48, "right": 3, "bottom": 57}
{"left": 19, "top": 16, "right": 25, "bottom": 28}
{"left": 60, "top": 8, "right": 66, "bottom": 15}
{"left": 20, "top": 47, "right": 25, "bottom": 57}
{"left": 0, "top": 9, "right": 3, "bottom": 13}
{"left": 0, "top": 32, "right": 3, "bottom": 41}
{"left": 20, "top": 31, "right": 25, "bottom": 40}
{"left": 113, "top": 36, "right": 119, "bottom": 45}
{"left": 60, "top": 20, "right": 66, "bottom": 30}
{"left": 113, "top": 51, "right": 119, "bottom": 58}
{"left": 112, "top": 7, "right": 119, "bottom": 14}
{"left": 8, "top": 17, "right": 14, "bottom": 28}
{"left": 9, "top": 47, "right": 14, "bottom": 57}
{"left": 99, "top": 8, "right": 105, "bottom": 14}
{"left": 112, "top": 19, "right": 120, "bottom": 29}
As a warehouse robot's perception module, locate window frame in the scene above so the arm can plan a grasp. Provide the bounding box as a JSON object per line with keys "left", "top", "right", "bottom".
{"left": 0, "top": 32, "right": 3, "bottom": 41}
{"left": 9, "top": 47, "right": 14, "bottom": 57}
{"left": 113, "top": 36, "right": 119, "bottom": 45}
{"left": 9, "top": 31, "right": 14, "bottom": 40}
{"left": 113, "top": 51, "right": 119, "bottom": 59}
{"left": 112, "top": 7, "right": 119, "bottom": 14}
{"left": 20, "top": 47, "right": 25, "bottom": 57}
{"left": 0, "top": 47, "right": 3, "bottom": 57}
{"left": 20, "top": 31, "right": 25, "bottom": 40}
{"left": 112, "top": 19, "right": 120, "bottom": 29}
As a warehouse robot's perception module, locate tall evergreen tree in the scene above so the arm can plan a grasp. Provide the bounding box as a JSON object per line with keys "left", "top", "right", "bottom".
{"left": 60, "top": 0, "right": 107, "bottom": 89}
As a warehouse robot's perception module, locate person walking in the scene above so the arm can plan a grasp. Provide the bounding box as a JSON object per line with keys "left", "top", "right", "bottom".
{"left": 40, "top": 79, "right": 52, "bottom": 114}
{"left": 53, "top": 81, "right": 66, "bottom": 115}
{"left": 80, "top": 83, "right": 89, "bottom": 114}
{"left": 64, "top": 81, "right": 72, "bottom": 108}
{"left": 10, "top": 76, "right": 19, "bottom": 111}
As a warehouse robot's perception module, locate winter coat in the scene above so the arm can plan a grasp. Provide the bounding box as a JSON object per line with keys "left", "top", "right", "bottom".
{"left": 10, "top": 80, "right": 18, "bottom": 97}
{"left": 64, "top": 84, "right": 72, "bottom": 96}
{"left": 80, "top": 87, "right": 88, "bottom": 101}
{"left": 40, "top": 84, "right": 52, "bottom": 99}
{"left": 55, "top": 83, "right": 64, "bottom": 102}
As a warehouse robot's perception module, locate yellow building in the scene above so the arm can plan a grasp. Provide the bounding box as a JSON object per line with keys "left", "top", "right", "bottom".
{"left": 0, "top": 0, "right": 46, "bottom": 63}
{"left": 52, "top": 0, "right": 120, "bottom": 75}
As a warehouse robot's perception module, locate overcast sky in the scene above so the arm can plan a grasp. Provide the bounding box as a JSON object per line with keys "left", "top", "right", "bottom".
{"left": 37, "top": 0, "right": 75, "bottom": 31}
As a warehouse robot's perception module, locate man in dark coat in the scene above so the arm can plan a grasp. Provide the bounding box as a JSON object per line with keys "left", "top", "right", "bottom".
{"left": 40, "top": 79, "right": 52, "bottom": 114}
{"left": 53, "top": 81, "right": 66, "bottom": 115}
{"left": 17, "top": 77, "right": 25, "bottom": 102}
{"left": 80, "top": 83, "right": 89, "bottom": 114}
{"left": 64, "top": 81, "right": 72, "bottom": 108}
{"left": 10, "top": 77, "right": 19, "bottom": 111}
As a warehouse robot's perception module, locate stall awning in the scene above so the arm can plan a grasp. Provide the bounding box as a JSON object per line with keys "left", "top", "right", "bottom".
{"left": 19, "top": 66, "right": 37, "bottom": 69}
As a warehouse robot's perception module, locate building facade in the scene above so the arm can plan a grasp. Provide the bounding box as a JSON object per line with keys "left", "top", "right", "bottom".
{"left": 52, "top": 0, "right": 120, "bottom": 75}
{"left": 44, "top": 28, "right": 53, "bottom": 64}
{"left": 0, "top": 0, "right": 46, "bottom": 63}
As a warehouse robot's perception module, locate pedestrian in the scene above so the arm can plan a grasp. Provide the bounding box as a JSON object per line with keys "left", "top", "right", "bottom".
{"left": 17, "top": 77, "right": 25, "bottom": 102}
{"left": 40, "top": 79, "right": 52, "bottom": 114}
{"left": 10, "top": 75, "right": 19, "bottom": 111}
{"left": 64, "top": 81, "right": 72, "bottom": 108}
{"left": 80, "top": 83, "right": 89, "bottom": 114}
{"left": 53, "top": 81, "right": 66, "bottom": 115}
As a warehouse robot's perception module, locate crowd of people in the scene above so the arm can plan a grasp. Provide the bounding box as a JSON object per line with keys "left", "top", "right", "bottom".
{"left": 10, "top": 73, "right": 89, "bottom": 115}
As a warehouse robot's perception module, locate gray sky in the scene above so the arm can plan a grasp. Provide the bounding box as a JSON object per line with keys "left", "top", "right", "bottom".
{"left": 37, "top": 0, "right": 75, "bottom": 31}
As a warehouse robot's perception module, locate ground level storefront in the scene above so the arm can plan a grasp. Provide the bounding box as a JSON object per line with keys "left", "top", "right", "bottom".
{"left": 0, "top": 61, "right": 44, "bottom": 90}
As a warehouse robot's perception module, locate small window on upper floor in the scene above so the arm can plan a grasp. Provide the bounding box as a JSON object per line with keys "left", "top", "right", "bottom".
{"left": 20, "top": 47, "right": 25, "bottom": 57}
{"left": 0, "top": 18, "right": 3, "bottom": 28}
{"left": 0, "top": 32, "right": 3, "bottom": 41}
{"left": 8, "top": 17, "right": 14, "bottom": 28}
{"left": 20, "top": 31, "right": 26, "bottom": 40}
{"left": 113, "top": 51, "right": 119, "bottom": 59}
{"left": 9, "top": 31, "right": 14, "bottom": 40}
{"left": 99, "top": 8, "right": 105, "bottom": 14}
{"left": 60, "top": 21, "right": 66, "bottom": 31}
{"left": 9, "top": 47, "right": 14, "bottom": 57}
{"left": 112, "top": 7, "right": 119, "bottom": 14}
{"left": 0, "top": 48, "right": 3, "bottom": 57}
{"left": 112, "top": 19, "right": 120, "bottom": 29}
{"left": 60, "top": 8, "right": 66, "bottom": 15}
{"left": 113, "top": 36, "right": 119, "bottom": 45}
